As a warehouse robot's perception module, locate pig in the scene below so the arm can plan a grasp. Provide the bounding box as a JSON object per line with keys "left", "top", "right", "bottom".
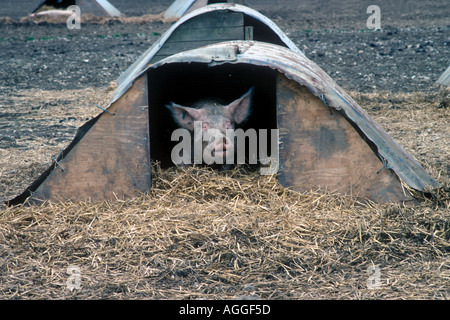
{"left": 166, "top": 87, "right": 254, "bottom": 168}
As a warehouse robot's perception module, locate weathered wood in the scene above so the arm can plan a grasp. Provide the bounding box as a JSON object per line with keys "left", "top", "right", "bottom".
{"left": 166, "top": 26, "right": 244, "bottom": 43}
{"left": 156, "top": 38, "right": 243, "bottom": 58}
{"left": 276, "top": 74, "right": 412, "bottom": 203}
{"left": 178, "top": 11, "right": 243, "bottom": 29}
{"left": 245, "top": 26, "right": 254, "bottom": 40}
{"left": 29, "top": 75, "right": 151, "bottom": 203}
{"left": 151, "top": 11, "right": 244, "bottom": 64}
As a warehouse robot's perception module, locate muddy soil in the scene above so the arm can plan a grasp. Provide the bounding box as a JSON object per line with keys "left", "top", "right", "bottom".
{"left": 0, "top": 0, "right": 448, "bottom": 93}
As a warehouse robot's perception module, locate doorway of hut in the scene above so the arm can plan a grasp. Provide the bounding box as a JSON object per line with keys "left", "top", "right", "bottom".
{"left": 147, "top": 62, "right": 278, "bottom": 170}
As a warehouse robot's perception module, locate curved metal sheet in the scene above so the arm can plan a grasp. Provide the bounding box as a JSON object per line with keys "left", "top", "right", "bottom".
{"left": 92, "top": 0, "right": 121, "bottom": 17}
{"left": 113, "top": 3, "right": 303, "bottom": 102}
{"left": 137, "top": 40, "right": 440, "bottom": 191}
{"left": 163, "top": 0, "right": 197, "bottom": 19}
{"left": 437, "top": 65, "right": 450, "bottom": 86}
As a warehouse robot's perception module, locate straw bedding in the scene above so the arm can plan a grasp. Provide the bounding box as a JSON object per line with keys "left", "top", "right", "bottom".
{"left": 0, "top": 87, "right": 448, "bottom": 299}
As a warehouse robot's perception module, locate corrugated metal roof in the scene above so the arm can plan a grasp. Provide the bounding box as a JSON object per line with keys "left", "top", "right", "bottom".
{"left": 113, "top": 3, "right": 303, "bottom": 102}
{"left": 117, "top": 40, "right": 440, "bottom": 192}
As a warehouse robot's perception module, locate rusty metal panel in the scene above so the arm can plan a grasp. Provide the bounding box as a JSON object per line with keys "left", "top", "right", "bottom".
{"left": 276, "top": 75, "right": 413, "bottom": 203}
{"left": 27, "top": 75, "right": 151, "bottom": 204}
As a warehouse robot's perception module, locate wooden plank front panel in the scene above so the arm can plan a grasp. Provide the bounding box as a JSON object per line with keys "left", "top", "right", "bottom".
{"left": 166, "top": 26, "right": 244, "bottom": 43}
{"left": 152, "top": 11, "right": 244, "bottom": 64}
{"left": 30, "top": 75, "right": 151, "bottom": 203}
{"left": 276, "top": 75, "right": 412, "bottom": 203}
{"left": 178, "top": 11, "right": 244, "bottom": 30}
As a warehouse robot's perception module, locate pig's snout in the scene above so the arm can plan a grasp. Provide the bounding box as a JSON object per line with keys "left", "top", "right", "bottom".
{"left": 212, "top": 136, "right": 233, "bottom": 157}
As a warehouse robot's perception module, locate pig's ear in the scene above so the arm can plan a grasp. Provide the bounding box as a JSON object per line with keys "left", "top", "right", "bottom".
{"left": 165, "top": 102, "right": 202, "bottom": 131}
{"left": 225, "top": 87, "right": 254, "bottom": 124}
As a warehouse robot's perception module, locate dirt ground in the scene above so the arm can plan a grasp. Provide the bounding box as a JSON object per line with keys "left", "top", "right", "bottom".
{"left": 0, "top": 0, "right": 448, "bottom": 300}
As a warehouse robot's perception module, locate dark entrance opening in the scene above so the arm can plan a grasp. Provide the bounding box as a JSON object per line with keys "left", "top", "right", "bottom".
{"left": 147, "top": 63, "right": 278, "bottom": 169}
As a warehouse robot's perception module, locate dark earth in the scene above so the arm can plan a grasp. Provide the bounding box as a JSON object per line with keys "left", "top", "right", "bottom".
{"left": 1, "top": 0, "right": 449, "bottom": 93}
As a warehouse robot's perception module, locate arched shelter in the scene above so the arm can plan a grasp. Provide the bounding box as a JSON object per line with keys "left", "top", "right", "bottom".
{"left": 9, "top": 41, "right": 440, "bottom": 205}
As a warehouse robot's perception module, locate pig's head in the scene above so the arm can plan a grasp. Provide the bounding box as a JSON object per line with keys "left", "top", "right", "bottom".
{"left": 166, "top": 87, "right": 253, "bottom": 162}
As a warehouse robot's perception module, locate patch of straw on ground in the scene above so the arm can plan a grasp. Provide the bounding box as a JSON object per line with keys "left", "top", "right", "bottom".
{"left": 0, "top": 164, "right": 448, "bottom": 299}
{"left": 0, "top": 87, "right": 448, "bottom": 299}
{"left": 0, "top": 85, "right": 115, "bottom": 203}
{"left": 349, "top": 88, "right": 449, "bottom": 188}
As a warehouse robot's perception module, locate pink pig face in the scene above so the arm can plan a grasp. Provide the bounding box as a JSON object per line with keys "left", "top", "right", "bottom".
{"left": 166, "top": 88, "right": 253, "bottom": 161}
